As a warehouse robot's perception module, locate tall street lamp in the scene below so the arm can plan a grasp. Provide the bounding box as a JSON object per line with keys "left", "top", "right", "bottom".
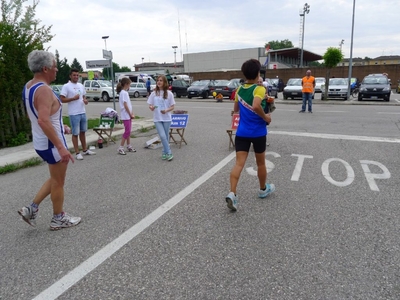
{"left": 299, "top": 3, "right": 310, "bottom": 68}
{"left": 172, "top": 46, "right": 178, "bottom": 68}
{"left": 347, "top": 0, "right": 356, "bottom": 100}
{"left": 102, "top": 36, "right": 109, "bottom": 80}
{"left": 141, "top": 57, "right": 144, "bottom": 63}
{"left": 339, "top": 39, "right": 345, "bottom": 53}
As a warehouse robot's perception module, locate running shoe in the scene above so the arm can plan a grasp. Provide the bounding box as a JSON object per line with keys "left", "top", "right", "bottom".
{"left": 162, "top": 154, "right": 167, "bottom": 160}
{"left": 225, "top": 192, "right": 238, "bottom": 211}
{"left": 50, "top": 213, "right": 81, "bottom": 231}
{"left": 258, "top": 183, "right": 276, "bottom": 198}
{"left": 18, "top": 206, "right": 38, "bottom": 227}
{"left": 127, "top": 146, "right": 136, "bottom": 152}
{"left": 83, "top": 149, "right": 96, "bottom": 155}
{"left": 118, "top": 148, "right": 126, "bottom": 155}
{"left": 76, "top": 153, "right": 84, "bottom": 160}
{"left": 167, "top": 154, "right": 173, "bottom": 161}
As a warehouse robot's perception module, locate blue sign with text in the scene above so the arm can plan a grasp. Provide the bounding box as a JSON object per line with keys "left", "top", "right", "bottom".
{"left": 170, "top": 114, "right": 189, "bottom": 128}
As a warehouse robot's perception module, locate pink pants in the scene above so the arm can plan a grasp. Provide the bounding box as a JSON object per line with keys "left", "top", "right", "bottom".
{"left": 122, "top": 120, "right": 132, "bottom": 139}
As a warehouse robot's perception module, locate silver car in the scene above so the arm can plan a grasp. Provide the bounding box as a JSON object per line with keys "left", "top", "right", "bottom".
{"left": 128, "top": 83, "right": 147, "bottom": 98}
{"left": 321, "top": 78, "right": 349, "bottom": 100}
{"left": 314, "top": 77, "right": 326, "bottom": 93}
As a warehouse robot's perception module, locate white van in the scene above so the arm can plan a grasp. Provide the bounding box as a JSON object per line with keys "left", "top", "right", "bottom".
{"left": 117, "top": 74, "right": 156, "bottom": 88}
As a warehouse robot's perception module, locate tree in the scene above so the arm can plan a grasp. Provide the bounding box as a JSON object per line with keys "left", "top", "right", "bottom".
{"left": 265, "top": 39, "right": 294, "bottom": 50}
{"left": 54, "top": 50, "right": 70, "bottom": 84}
{"left": 102, "top": 62, "right": 131, "bottom": 80}
{"left": 70, "top": 58, "right": 83, "bottom": 72}
{"left": 322, "top": 47, "right": 344, "bottom": 99}
{"left": 0, "top": 0, "right": 54, "bottom": 147}
{"left": 120, "top": 66, "right": 131, "bottom": 72}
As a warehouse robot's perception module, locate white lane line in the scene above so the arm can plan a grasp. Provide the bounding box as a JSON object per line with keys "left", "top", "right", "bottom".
{"left": 33, "top": 152, "right": 236, "bottom": 300}
{"left": 377, "top": 112, "right": 400, "bottom": 115}
{"left": 270, "top": 131, "right": 400, "bottom": 143}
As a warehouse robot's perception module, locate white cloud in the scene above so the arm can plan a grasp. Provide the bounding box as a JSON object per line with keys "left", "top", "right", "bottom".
{"left": 30, "top": 0, "right": 400, "bottom": 70}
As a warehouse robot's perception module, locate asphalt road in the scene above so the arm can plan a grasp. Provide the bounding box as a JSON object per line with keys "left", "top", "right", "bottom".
{"left": 2, "top": 100, "right": 400, "bottom": 299}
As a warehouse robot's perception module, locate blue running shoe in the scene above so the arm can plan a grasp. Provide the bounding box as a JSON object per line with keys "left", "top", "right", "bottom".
{"left": 226, "top": 192, "right": 238, "bottom": 211}
{"left": 258, "top": 183, "right": 276, "bottom": 198}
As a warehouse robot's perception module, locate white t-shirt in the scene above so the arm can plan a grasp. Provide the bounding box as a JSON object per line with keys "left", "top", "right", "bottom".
{"left": 147, "top": 90, "right": 176, "bottom": 122}
{"left": 119, "top": 90, "right": 132, "bottom": 120}
{"left": 61, "top": 81, "right": 86, "bottom": 116}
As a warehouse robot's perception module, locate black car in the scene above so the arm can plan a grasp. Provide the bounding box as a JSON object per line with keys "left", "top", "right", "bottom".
{"left": 170, "top": 79, "right": 189, "bottom": 98}
{"left": 187, "top": 80, "right": 217, "bottom": 99}
{"left": 358, "top": 74, "right": 391, "bottom": 102}
{"left": 264, "top": 78, "right": 278, "bottom": 98}
{"left": 271, "top": 78, "right": 285, "bottom": 92}
{"left": 214, "top": 79, "right": 241, "bottom": 98}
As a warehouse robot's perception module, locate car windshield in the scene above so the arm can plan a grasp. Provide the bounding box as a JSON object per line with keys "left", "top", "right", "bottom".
{"left": 329, "top": 78, "right": 347, "bottom": 85}
{"left": 227, "top": 79, "right": 240, "bottom": 88}
{"left": 191, "top": 80, "right": 209, "bottom": 86}
{"left": 216, "top": 80, "right": 229, "bottom": 86}
{"left": 287, "top": 79, "right": 301, "bottom": 86}
{"left": 271, "top": 79, "right": 279, "bottom": 84}
{"left": 316, "top": 78, "right": 325, "bottom": 83}
{"left": 264, "top": 79, "right": 273, "bottom": 85}
{"left": 363, "top": 76, "right": 388, "bottom": 85}
{"left": 99, "top": 81, "right": 112, "bottom": 87}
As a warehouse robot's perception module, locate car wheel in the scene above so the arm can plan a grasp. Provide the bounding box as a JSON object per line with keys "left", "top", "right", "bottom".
{"left": 188, "top": 96, "right": 192, "bottom": 99}
{"left": 177, "top": 95, "right": 181, "bottom": 98}
{"left": 343, "top": 97, "right": 347, "bottom": 100}
{"left": 133, "top": 91, "right": 139, "bottom": 98}
{"left": 102, "top": 92, "right": 110, "bottom": 102}
{"left": 203, "top": 91, "right": 209, "bottom": 99}
{"left": 274, "top": 94, "right": 278, "bottom": 99}
{"left": 358, "top": 95, "right": 362, "bottom": 101}
{"left": 94, "top": 98, "right": 99, "bottom": 102}
{"left": 384, "top": 95, "right": 390, "bottom": 102}
{"left": 283, "top": 95, "right": 288, "bottom": 100}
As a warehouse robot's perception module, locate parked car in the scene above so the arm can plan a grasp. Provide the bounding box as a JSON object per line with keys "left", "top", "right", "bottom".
{"left": 271, "top": 78, "right": 285, "bottom": 92}
{"left": 283, "top": 78, "right": 304, "bottom": 99}
{"left": 187, "top": 80, "right": 217, "bottom": 99}
{"left": 321, "top": 78, "right": 349, "bottom": 100}
{"left": 170, "top": 79, "right": 189, "bottom": 98}
{"left": 314, "top": 77, "right": 326, "bottom": 93}
{"left": 51, "top": 85, "right": 63, "bottom": 97}
{"left": 264, "top": 78, "right": 278, "bottom": 98}
{"left": 358, "top": 74, "right": 391, "bottom": 102}
{"left": 213, "top": 79, "right": 231, "bottom": 98}
{"left": 83, "top": 80, "right": 118, "bottom": 102}
{"left": 128, "top": 82, "right": 147, "bottom": 98}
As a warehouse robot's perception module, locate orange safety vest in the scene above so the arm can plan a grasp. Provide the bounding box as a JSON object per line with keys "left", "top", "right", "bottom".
{"left": 302, "top": 76, "right": 315, "bottom": 93}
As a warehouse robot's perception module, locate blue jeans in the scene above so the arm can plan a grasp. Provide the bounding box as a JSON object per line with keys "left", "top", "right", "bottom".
{"left": 301, "top": 93, "right": 313, "bottom": 112}
{"left": 155, "top": 121, "right": 172, "bottom": 155}
{"left": 69, "top": 113, "right": 87, "bottom": 135}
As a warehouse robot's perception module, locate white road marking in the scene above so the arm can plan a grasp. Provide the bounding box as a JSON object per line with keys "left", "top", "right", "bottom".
{"left": 270, "top": 131, "right": 400, "bottom": 143}
{"left": 33, "top": 152, "right": 237, "bottom": 300}
{"left": 32, "top": 129, "right": 400, "bottom": 299}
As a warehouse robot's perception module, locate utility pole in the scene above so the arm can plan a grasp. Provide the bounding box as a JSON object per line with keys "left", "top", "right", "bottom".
{"left": 299, "top": 3, "right": 310, "bottom": 68}
{"left": 172, "top": 46, "right": 178, "bottom": 69}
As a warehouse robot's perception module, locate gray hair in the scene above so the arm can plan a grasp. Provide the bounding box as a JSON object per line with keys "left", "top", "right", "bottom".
{"left": 27, "top": 50, "right": 55, "bottom": 73}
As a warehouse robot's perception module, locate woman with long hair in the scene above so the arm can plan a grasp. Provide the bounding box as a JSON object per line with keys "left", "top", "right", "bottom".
{"left": 147, "top": 75, "right": 176, "bottom": 161}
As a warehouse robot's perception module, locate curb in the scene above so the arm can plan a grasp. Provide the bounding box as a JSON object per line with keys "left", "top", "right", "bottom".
{"left": 0, "top": 119, "right": 155, "bottom": 168}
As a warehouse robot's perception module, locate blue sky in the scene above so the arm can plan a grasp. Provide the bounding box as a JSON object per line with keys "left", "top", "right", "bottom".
{"left": 34, "top": 0, "right": 400, "bottom": 70}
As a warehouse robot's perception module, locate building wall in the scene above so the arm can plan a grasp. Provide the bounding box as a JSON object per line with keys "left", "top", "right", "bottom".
{"left": 184, "top": 48, "right": 261, "bottom": 73}
{"left": 189, "top": 64, "right": 400, "bottom": 85}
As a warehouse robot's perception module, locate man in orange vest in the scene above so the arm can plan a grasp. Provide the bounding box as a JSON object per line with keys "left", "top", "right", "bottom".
{"left": 300, "top": 70, "right": 315, "bottom": 113}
